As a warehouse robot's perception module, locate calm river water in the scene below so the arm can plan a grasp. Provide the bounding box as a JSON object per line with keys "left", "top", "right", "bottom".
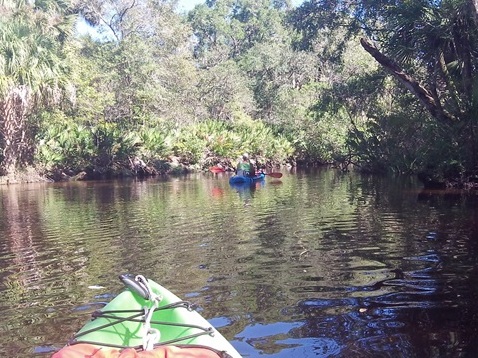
{"left": 0, "top": 169, "right": 477, "bottom": 357}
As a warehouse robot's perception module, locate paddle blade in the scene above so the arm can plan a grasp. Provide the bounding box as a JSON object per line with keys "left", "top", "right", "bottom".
{"left": 209, "top": 166, "right": 225, "bottom": 173}
{"left": 266, "top": 172, "right": 283, "bottom": 178}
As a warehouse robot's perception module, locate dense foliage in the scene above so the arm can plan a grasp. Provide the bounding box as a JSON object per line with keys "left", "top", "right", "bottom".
{"left": 292, "top": 0, "right": 478, "bottom": 185}
{"left": 0, "top": 0, "right": 476, "bottom": 186}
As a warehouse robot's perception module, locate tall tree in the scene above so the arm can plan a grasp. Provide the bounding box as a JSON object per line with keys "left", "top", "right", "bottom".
{"left": 0, "top": 0, "right": 74, "bottom": 177}
{"left": 189, "top": 0, "right": 317, "bottom": 123}
{"left": 189, "top": 0, "right": 292, "bottom": 66}
{"left": 74, "top": 0, "right": 201, "bottom": 126}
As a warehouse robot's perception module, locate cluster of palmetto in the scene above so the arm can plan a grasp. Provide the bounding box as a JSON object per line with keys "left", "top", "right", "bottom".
{"left": 36, "top": 116, "right": 294, "bottom": 176}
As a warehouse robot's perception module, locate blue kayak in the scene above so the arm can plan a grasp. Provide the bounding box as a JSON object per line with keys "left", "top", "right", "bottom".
{"left": 229, "top": 173, "right": 265, "bottom": 185}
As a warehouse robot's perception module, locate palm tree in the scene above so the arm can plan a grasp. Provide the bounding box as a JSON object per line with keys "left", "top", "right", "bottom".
{"left": 0, "top": 0, "right": 74, "bottom": 177}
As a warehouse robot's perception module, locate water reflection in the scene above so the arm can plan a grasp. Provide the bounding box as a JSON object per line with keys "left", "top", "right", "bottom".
{"left": 229, "top": 181, "right": 264, "bottom": 206}
{"left": 0, "top": 171, "right": 477, "bottom": 357}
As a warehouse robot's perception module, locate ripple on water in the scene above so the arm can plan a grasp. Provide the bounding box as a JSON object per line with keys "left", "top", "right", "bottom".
{"left": 0, "top": 174, "right": 477, "bottom": 357}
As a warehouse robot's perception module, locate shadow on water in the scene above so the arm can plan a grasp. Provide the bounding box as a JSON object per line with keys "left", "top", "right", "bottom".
{"left": 279, "top": 184, "right": 478, "bottom": 357}
{"left": 289, "top": 259, "right": 478, "bottom": 357}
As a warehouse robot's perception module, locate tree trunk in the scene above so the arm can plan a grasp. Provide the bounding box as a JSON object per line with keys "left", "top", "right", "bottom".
{"left": 360, "top": 37, "right": 455, "bottom": 124}
{"left": 0, "top": 86, "right": 32, "bottom": 176}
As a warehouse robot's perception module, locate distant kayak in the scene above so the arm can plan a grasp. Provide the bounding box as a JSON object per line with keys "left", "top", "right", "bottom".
{"left": 229, "top": 173, "right": 265, "bottom": 185}
{"left": 52, "top": 274, "right": 242, "bottom": 358}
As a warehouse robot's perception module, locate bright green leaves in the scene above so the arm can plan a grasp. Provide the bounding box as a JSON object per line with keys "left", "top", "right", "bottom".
{"left": 169, "top": 118, "right": 294, "bottom": 165}
{"left": 36, "top": 113, "right": 96, "bottom": 170}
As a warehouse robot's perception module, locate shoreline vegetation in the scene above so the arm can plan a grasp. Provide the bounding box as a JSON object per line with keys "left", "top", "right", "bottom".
{"left": 0, "top": 152, "right": 298, "bottom": 184}
{"left": 0, "top": 156, "right": 290, "bottom": 185}
{"left": 2, "top": 157, "right": 478, "bottom": 192}
{"left": 1, "top": 2, "right": 477, "bottom": 191}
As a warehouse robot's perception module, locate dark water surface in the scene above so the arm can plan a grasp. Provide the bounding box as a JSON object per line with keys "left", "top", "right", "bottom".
{"left": 0, "top": 169, "right": 477, "bottom": 357}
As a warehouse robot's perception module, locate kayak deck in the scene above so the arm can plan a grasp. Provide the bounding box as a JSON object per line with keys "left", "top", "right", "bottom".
{"left": 61, "top": 274, "right": 241, "bottom": 357}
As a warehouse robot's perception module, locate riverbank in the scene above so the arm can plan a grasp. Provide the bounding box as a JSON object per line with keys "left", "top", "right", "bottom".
{"left": 4, "top": 160, "right": 476, "bottom": 190}
{"left": 0, "top": 155, "right": 293, "bottom": 185}
{"left": 0, "top": 167, "right": 52, "bottom": 185}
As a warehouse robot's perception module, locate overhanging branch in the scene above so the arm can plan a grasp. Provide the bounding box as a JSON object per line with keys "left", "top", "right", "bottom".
{"left": 360, "top": 37, "right": 455, "bottom": 123}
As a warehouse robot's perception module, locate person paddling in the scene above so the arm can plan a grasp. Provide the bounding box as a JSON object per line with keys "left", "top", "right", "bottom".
{"left": 236, "top": 153, "right": 255, "bottom": 177}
